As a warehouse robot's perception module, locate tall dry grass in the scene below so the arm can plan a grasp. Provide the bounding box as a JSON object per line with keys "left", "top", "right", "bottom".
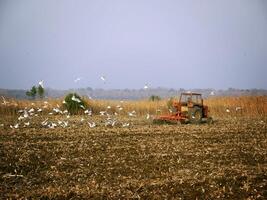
{"left": 206, "top": 96, "right": 267, "bottom": 117}
{"left": 0, "top": 96, "right": 266, "bottom": 118}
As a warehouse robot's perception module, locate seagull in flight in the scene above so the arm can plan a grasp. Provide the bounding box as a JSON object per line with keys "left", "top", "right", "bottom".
{"left": 38, "top": 80, "right": 44, "bottom": 88}
{"left": 100, "top": 76, "right": 106, "bottom": 84}
{"left": 74, "top": 77, "right": 82, "bottom": 83}
{"left": 144, "top": 84, "right": 149, "bottom": 90}
{"left": 71, "top": 95, "right": 81, "bottom": 103}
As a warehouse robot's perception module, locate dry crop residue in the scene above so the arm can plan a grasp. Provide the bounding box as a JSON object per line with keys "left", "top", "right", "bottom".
{"left": 0, "top": 117, "right": 267, "bottom": 199}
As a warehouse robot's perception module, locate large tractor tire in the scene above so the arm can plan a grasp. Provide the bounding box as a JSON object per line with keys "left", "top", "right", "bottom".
{"left": 189, "top": 107, "right": 202, "bottom": 124}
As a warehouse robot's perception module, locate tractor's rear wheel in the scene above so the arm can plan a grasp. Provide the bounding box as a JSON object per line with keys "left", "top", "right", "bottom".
{"left": 190, "top": 107, "right": 202, "bottom": 124}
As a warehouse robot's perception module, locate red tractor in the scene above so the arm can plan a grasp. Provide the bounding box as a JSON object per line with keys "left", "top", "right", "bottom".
{"left": 153, "top": 92, "right": 212, "bottom": 124}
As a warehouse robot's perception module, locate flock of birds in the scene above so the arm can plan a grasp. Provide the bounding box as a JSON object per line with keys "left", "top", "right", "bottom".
{"left": 5, "top": 96, "right": 147, "bottom": 130}
{"left": 0, "top": 77, "right": 153, "bottom": 130}
{"left": 0, "top": 78, "right": 246, "bottom": 129}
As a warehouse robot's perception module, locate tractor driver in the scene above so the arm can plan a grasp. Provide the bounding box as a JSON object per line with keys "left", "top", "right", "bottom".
{"left": 187, "top": 97, "right": 193, "bottom": 107}
{"left": 187, "top": 97, "right": 192, "bottom": 103}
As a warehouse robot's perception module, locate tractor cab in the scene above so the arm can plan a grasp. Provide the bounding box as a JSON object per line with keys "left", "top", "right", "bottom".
{"left": 179, "top": 93, "right": 203, "bottom": 107}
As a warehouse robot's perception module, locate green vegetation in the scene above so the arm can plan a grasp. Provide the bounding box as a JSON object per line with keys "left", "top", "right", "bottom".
{"left": 63, "top": 93, "right": 87, "bottom": 115}
{"left": 26, "top": 85, "right": 45, "bottom": 99}
{"left": 149, "top": 95, "right": 161, "bottom": 101}
{"left": 37, "top": 85, "right": 45, "bottom": 98}
{"left": 26, "top": 86, "right": 37, "bottom": 99}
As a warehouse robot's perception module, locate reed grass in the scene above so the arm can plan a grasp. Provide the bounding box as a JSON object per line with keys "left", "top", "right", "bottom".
{"left": 0, "top": 96, "right": 266, "bottom": 118}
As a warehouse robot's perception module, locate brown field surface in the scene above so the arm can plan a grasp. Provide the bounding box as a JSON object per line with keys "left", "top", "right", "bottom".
{"left": 0, "top": 96, "right": 267, "bottom": 199}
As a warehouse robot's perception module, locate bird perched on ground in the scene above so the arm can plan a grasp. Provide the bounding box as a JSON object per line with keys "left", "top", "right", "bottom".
{"left": 24, "top": 122, "right": 30, "bottom": 127}
{"left": 10, "top": 123, "right": 19, "bottom": 129}
{"left": 100, "top": 111, "right": 106, "bottom": 116}
{"left": 128, "top": 110, "right": 136, "bottom": 117}
{"left": 122, "top": 122, "right": 130, "bottom": 127}
{"left": 235, "top": 107, "right": 242, "bottom": 111}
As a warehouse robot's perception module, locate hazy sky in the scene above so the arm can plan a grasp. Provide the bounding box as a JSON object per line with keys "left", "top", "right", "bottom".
{"left": 0, "top": 0, "right": 267, "bottom": 90}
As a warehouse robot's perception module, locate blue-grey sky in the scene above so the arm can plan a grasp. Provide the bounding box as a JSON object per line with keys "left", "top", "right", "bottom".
{"left": 0, "top": 0, "right": 267, "bottom": 90}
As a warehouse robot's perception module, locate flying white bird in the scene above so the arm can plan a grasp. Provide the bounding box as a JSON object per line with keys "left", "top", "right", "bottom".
{"left": 38, "top": 80, "right": 44, "bottom": 88}
{"left": 144, "top": 84, "right": 149, "bottom": 90}
{"left": 88, "top": 122, "right": 96, "bottom": 128}
{"left": 105, "top": 119, "right": 116, "bottom": 127}
{"left": 53, "top": 108, "right": 61, "bottom": 113}
{"left": 80, "top": 105, "right": 85, "bottom": 110}
{"left": 71, "top": 95, "right": 81, "bottom": 103}
{"left": 28, "top": 108, "right": 34, "bottom": 113}
{"left": 128, "top": 111, "right": 136, "bottom": 117}
{"left": 23, "top": 111, "right": 29, "bottom": 118}
{"left": 210, "top": 91, "right": 215, "bottom": 96}
{"left": 100, "top": 76, "right": 106, "bottom": 83}
{"left": 10, "top": 123, "right": 19, "bottom": 129}
{"left": 62, "top": 121, "right": 68, "bottom": 128}
{"left": 74, "top": 77, "right": 82, "bottom": 83}
{"left": 41, "top": 118, "right": 48, "bottom": 126}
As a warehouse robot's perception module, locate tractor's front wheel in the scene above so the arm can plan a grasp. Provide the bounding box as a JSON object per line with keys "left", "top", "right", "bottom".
{"left": 190, "top": 107, "right": 202, "bottom": 124}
